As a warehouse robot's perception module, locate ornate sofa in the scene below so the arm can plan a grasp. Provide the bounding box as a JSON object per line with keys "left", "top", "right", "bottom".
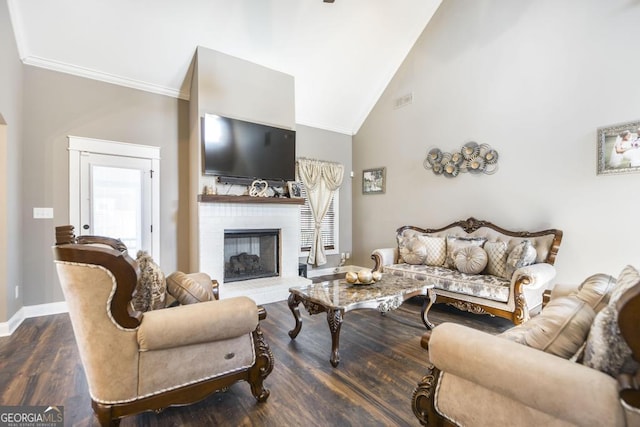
{"left": 52, "top": 226, "right": 274, "bottom": 426}
{"left": 371, "top": 218, "right": 563, "bottom": 325}
{"left": 412, "top": 265, "right": 640, "bottom": 426}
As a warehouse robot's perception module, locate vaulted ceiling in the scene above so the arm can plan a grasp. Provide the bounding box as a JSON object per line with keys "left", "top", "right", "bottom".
{"left": 7, "top": 0, "right": 441, "bottom": 135}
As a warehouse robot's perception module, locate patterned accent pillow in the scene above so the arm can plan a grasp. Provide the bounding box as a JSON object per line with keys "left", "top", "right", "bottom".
{"left": 134, "top": 251, "right": 167, "bottom": 312}
{"left": 445, "top": 236, "right": 487, "bottom": 269}
{"left": 423, "top": 236, "right": 446, "bottom": 266}
{"left": 399, "top": 236, "right": 428, "bottom": 265}
{"left": 454, "top": 246, "right": 488, "bottom": 275}
{"left": 484, "top": 241, "right": 509, "bottom": 279}
{"left": 505, "top": 240, "right": 537, "bottom": 278}
{"left": 582, "top": 265, "right": 640, "bottom": 377}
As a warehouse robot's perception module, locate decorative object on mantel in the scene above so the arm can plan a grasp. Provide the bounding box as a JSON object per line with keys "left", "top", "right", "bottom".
{"left": 423, "top": 142, "right": 499, "bottom": 177}
{"left": 287, "top": 181, "right": 303, "bottom": 198}
{"left": 597, "top": 119, "right": 640, "bottom": 175}
{"left": 249, "top": 179, "right": 269, "bottom": 197}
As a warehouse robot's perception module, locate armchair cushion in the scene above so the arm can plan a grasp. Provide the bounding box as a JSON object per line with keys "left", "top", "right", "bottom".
{"left": 166, "top": 271, "right": 215, "bottom": 305}
{"left": 429, "top": 323, "right": 625, "bottom": 427}
{"left": 137, "top": 296, "right": 258, "bottom": 351}
{"left": 134, "top": 251, "right": 167, "bottom": 312}
{"left": 499, "top": 295, "right": 595, "bottom": 359}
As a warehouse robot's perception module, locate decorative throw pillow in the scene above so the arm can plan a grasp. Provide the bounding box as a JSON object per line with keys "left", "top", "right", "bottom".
{"left": 484, "top": 241, "right": 509, "bottom": 279}
{"left": 573, "top": 273, "right": 616, "bottom": 313}
{"left": 500, "top": 295, "right": 595, "bottom": 359}
{"left": 423, "top": 235, "right": 447, "bottom": 266}
{"left": 583, "top": 305, "right": 638, "bottom": 377}
{"left": 582, "top": 265, "right": 640, "bottom": 377}
{"left": 134, "top": 251, "right": 167, "bottom": 312}
{"left": 166, "top": 271, "right": 215, "bottom": 305}
{"left": 505, "top": 240, "right": 537, "bottom": 278}
{"left": 399, "top": 236, "right": 428, "bottom": 265}
{"left": 454, "top": 246, "right": 488, "bottom": 275}
{"left": 396, "top": 231, "right": 417, "bottom": 263}
{"left": 444, "top": 236, "right": 487, "bottom": 268}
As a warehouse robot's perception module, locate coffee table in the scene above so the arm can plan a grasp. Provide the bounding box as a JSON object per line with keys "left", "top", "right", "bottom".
{"left": 287, "top": 274, "right": 436, "bottom": 367}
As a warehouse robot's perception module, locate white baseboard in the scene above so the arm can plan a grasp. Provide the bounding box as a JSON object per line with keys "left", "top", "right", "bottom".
{"left": 0, "top": 301, "right": 68, "bottom": 337}
{"left": 305, "top": 264, "right": 365, "bottom": 278}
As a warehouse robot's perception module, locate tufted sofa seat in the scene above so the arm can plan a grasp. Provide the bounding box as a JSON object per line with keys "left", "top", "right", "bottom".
{"left": 372, "top": 217, "right": 563, "bottom": 325}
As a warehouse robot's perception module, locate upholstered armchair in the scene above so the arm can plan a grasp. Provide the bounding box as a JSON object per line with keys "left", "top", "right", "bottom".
{"left": 412, "top": 266, "right": 640, "bottom": 426}
{"left": 52, "top": 226, "right": 274, "bottom": 426}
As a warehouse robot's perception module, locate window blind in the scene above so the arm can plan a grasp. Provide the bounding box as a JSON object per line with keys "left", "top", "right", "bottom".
{"left": 300, "top": 184, "right": 337, "bottom": 251}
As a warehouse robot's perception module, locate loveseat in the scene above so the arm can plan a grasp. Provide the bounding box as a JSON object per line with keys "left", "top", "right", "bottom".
{"left": 371, "top": 217, "right": 563, "bottom": 325}
{"left": 412, "top": 265, "right": 640, "bottom": 426}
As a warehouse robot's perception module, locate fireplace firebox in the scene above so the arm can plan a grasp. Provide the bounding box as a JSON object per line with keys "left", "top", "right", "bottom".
{"left": 224, "top": 229, "right": 280, "bottom": 283}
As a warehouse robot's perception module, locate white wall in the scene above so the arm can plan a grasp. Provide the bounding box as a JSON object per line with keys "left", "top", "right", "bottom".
{"left": 353, "top": 0, "right": 640, "bottom": 284}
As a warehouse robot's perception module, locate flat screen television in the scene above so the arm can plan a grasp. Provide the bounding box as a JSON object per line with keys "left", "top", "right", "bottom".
{"left": 202, "top": 113, "right": 296, "bottom": 186}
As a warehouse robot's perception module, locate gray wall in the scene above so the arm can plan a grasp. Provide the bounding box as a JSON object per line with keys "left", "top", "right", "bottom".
{"left": 20, "top": 66, "right": 189, "bottom": 306}
{"left": 0, "top": 0, "right": 23, "bottom": 322}
{"left": 296, "top": 124, "right": 353, "bottom": 272}
{"left": 353, "top": 0, "right": 640, "bottom": 284}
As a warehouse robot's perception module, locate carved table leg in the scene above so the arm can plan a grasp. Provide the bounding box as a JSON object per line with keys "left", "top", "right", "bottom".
{"left": 327, "top": 309, "right": 344, "bottom": 367}
{"left": 421, "top": 288, "right": 437, "bottom": 329}
{"left": 288, "top": 293, "right": 303, "bottom": 339}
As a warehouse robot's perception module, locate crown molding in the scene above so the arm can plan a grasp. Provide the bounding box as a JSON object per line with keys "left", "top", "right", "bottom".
{"left": 22, "top": 55, "right": 190, "bottom": 100}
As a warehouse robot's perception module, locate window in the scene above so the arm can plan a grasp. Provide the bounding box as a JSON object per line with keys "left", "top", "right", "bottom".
{"left": 299, "top": 184, "right": 339, "bottom": 254}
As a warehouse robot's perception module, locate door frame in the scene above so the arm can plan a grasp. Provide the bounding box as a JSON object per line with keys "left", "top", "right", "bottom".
{"left": 68, "top": 136, "right": 161, "bottom": 261}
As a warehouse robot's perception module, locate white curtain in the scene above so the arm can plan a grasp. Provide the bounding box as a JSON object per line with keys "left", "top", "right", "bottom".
{"left": 297, "top": 158, "right": 344, "bottom": 266}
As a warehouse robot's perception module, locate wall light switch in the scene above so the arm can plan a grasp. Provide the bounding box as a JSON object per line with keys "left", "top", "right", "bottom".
{"left": 33, "top": 207, "right": 54, "bottom": 219}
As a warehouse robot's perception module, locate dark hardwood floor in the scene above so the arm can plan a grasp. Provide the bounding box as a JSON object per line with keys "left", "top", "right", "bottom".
{"left": 0, "top": 277, "right": 512, "bottom": 426}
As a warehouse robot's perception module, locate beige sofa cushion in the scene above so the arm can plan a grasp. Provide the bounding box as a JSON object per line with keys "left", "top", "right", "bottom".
{"left": 573, "top": 273, "right": 616, "bottom": 313}
{"left": 399, "top": 236, "right": 428, "bottom": 265}
{"left": 499, "top": 295, "right": 595, "bottom": 359}
{"left": 423, "top": 236, "right": 447, "bottom": 266}
{"left": 166, "top": 271, "right": 215, "bottom": 305}
{"left": 484, "top": 240, "right": 509, "bottom": 279}
{"left": 454, "top": 246, "right": 488, "bottom": 275}
{"left": 445, "top": 236, "right": 487, "bottom": 268}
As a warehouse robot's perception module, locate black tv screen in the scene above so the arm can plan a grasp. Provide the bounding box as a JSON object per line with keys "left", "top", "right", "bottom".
{"left": 202, "top": 113, "right": 296, "bottom": 185}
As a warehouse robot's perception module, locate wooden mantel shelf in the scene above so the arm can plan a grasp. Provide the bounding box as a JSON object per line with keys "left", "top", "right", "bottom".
{"left": 198, "top": 194, "right": 305, "bottom": 205}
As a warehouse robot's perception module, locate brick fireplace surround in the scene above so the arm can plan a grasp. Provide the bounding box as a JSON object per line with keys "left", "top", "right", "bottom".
{"left": 198, "top": 195, "right": 312, "bottom": 305}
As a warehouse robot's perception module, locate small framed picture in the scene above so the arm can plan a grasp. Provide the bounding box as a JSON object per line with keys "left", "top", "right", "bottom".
{"left": 362, "top": 167, "right": 386, "bottom": 194}
{"left": 597, "top": 120, "right": 640, "bottom": 175}
{"left": 287, "top": 181, "right": 303, "bottom": 198}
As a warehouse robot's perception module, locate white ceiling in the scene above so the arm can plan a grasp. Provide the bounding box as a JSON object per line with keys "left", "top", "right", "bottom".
{"left": 7, "top": 0, "right": 441, "bottom": 135}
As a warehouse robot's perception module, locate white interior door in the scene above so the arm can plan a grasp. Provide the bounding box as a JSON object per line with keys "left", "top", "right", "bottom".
{"left": 68, "top": 136, "right": 161, "bottom": 262}
{"left": 80, "top": 153, "right": 152, "bottom": 255}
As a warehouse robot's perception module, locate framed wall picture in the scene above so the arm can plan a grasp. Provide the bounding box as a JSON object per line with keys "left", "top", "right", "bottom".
{"left": 362, "top": 167, "right": 386, "bottom": 194}
{"left": 597, "top": 120, "right": 640, "bottom": 175}
{"left": 287, "top": 181, "right": 303, "bottom": 198}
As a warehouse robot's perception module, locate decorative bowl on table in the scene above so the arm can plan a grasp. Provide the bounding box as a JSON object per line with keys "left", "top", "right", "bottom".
{"left": 345, "top": 270, "right": 382, "bottom": 285}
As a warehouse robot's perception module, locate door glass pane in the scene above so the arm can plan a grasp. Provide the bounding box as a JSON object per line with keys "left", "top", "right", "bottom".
{"left": 91, "top": 165, "right": 142, "bottom": 253}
